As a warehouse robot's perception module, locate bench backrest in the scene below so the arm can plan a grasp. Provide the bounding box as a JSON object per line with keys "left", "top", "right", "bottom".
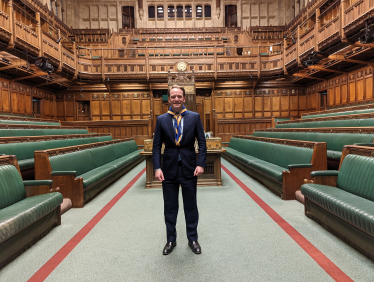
{"left": 276, "top": 119, "right": 363, "bottom": 128}
{"left": 0, "top": 165, "right": 25, "bottom": 209}
{"left": 337, "top": 154, "right": 374, "bottom": 201}
{"left": 0, "top": 136, "right": 112, "bottom": 161}
{"left": 229, "top": 137, "right": 313, "bottom": 168}
{"left": 0, "top": 128, "right": 88, "bottom": 137}
{"left": 0, "top": 120, "right": 60, "bottom": 126}
{"left": 49, "top": 140, "right": 139, "bottom": 176}
{"left": 253, "top": 132, "right": 374, "bottom": 152}
{"left": 301, "top": 108, "right": 374, "bottom": 119}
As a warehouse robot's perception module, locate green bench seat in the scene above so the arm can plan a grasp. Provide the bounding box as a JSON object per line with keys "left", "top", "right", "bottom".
{"left": 0, "top": 159, "right": 62, "bottom": 268}
{"left": 301, "top": 108, "right": 374, "bottom": 119}
{"left": 276, "top": 118, "right": 363, "bottom": 128}
{"left": 301, "top": 152, "right": 374, "bottom": 260}
{"left": 252, "top": 131, "right": 374, "bottom": 168}
{"left": 0, "top": 135, "right": 112, "bottom": 174}
{"left": 0, "top": 128, "right": 88, "bottom": 137}
{"left": 223, "top": 137, "right": 326, "bottom": 199}
{"left": 36, "top": 140, "right": 144, "bottom": 207}
{"left": 0, "top": 120, "right": 60, "bottom": 126}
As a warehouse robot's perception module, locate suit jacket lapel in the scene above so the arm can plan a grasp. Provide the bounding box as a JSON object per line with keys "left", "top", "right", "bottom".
{"left": 167, "top": 114, "right": 175, "bottom": 141}
{"left": 181, "top": 111, "right": 190, "bottom": 145}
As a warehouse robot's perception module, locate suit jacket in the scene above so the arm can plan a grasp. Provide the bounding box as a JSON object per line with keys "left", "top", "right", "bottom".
{"left": 153, "top": 110, "right": 207, "bottom": 180}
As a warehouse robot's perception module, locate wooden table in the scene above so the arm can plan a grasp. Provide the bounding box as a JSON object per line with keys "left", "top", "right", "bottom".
{"left": 140, "top": 148, "right": 225, "bottom": 189}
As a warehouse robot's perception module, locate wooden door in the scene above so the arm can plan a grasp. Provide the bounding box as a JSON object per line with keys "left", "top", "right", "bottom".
{"left": 77, "top": 101, "right": 90, "bottom": 121}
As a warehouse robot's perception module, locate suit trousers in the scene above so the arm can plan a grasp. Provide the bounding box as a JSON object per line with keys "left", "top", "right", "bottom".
{"left": 162, "top": 161, "right": 199, "bottom": 242}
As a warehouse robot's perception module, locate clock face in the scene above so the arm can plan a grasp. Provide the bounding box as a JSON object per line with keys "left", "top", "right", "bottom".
{"left": 177, "top": 61, "right": 187, "bottom": 71}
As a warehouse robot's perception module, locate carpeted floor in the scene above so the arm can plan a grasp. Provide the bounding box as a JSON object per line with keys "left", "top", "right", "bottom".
{"left": 0, "top": 160, "right": 373, "bottom": 281}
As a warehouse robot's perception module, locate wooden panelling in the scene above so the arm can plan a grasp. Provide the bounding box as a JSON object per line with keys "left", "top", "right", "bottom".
{"left": 102, "top": 101, "right": 110, "bottom": 115}
{"left": 112, "top": 100, "right": 121, "bottom": 115}
{"left": 61, "top": 120, "right": 152, "bottom": 145}
{"left": 356, "top": 79, "right": 364, "bottom": 101}
{"left": 272, "top": 96, "right": 280, "bottom": 111}
{"left": 91, "top": 100, "right": 99, "bottom": 115}
{"left": 215, "top": 118, "right": 272, "bottom": 143}
{"left": 349, "top": 82, "right": 355, "bottom": 102}
{"left": 65, "top": 101, "right": 74, "bottom": 116}
{"left": 365, "top": 77, "right": 373, "bottom": 100}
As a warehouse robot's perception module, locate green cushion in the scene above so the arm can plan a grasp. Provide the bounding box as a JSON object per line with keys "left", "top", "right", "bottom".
{"left": 337, "top": 154, "right": 374, "bottom": 201}
{"left": 138, "top": 54, "right": 145, "bottom": 57}
{"left": 0, "top": 165, "right": 25, "bottom": 209}
{"left": 0, "top": 192, "right": 63, "bottom": 244}
{"left": 50, "top": 150, "right": 96, "bottom": 176}
{"left": 326, "top": 150, "right": 342, "bottom": 160}
{"left": 80, "top": 166, "right": 117, "bottom": 189}
{"left": 89, "top": 145, "right": 116, "bottom": 167}
{"left": 301, "top": 183, "right": 374, "bottom": 236}
{"left": 270, "top": 143, "right": 313, "bottom": 168}
{"left": 18, "top": 158, "right": 35, "bottom": 170}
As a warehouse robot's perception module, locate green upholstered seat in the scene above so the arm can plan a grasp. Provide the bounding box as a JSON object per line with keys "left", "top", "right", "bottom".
{"left": 0, "top": 165, "right": 26, "bottom": 209}
{"left": 253, "top": 131, "right": 374, "bottom": 161}
{"left": 80, "top": 165, "right": 117, "bottom": 189}
{"left": 138, "top": 54, "right": 145, "bottom": 57}
{"left": 173, "top": 53, "right": 181, "bottom": 56}
{"left": 326, "top": 150, "right": 342, "bottom": 160}
{"left": 302, "top": 154, "right": 374, "bottom": 236}
{"left": 89, "top": 145, "right": 116, "bottom": 167}
{"left": 301, "top": 182, "right": 374, "bottom": 236}
{"left": 150, "top": 38, "right": 156, "bottom": 41}
{"left": 208, "top": 52, "right": 214, "bottom": 55}
{"left": 0, "top": 136, "right": 112, "bottom": 171}
{"left": 0, "top": 120, "right": 60, "bottom": 126}
{"left": 133, "top": 38, "right": 140, "bottom": 41}
{"left": 50, "top": 150, "right": 96, "bottom": 176}
{"left": 182, "top": 53, "right": 189, "bottom": 56}
{"left": 0, "top": 192, "right": 62, "bottom": 243}
{"left": 217, "top": 52, "right": 224, "bottom": 55}
{"left": 227, "top": 138, "right": 313, "bottom": 183}
{"left": 18, "top": 158, "right": 35, "bottom": 170}
{"left": 0, "top": 164, "right": 62, "bottom": 243}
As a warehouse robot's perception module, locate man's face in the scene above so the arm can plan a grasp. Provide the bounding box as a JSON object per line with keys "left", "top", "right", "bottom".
{"left": 168, "top": 88, "right": 185, "bottom": 113}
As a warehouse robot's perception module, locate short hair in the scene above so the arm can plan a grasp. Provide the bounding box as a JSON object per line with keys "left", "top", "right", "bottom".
{"left": 168, "top": 85, "right": 185, "bottom": 97}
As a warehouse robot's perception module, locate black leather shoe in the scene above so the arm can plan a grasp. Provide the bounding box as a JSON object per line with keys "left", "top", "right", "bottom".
{"left": 163, "top": 242, "right": 176, "bottom": 255}
{"left": 188, "top": 241, "right": 201, "bottom": 254}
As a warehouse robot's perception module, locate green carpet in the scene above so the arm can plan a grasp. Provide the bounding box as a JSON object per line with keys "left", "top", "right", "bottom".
{"left": 0, "top": 160, "right": 373, "bottom": 281}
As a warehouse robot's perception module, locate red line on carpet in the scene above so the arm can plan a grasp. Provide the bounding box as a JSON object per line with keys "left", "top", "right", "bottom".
{"left": 222, "top": 165, "right": 353, "bottom": 282}
{"left": 28, "top": 168, "right": 146, "bottom": 282}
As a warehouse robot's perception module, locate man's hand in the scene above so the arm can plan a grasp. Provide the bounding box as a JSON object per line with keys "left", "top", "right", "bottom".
{"left": 194, "top": 166, "right": 204, "bottom": 177}
{"left": 155, "top": 169, "right": 165, "bottom": 181}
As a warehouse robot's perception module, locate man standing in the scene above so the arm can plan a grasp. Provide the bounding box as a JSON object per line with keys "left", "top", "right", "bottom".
{"left": 153, "top": 85, "right": 207, "bottom": 255}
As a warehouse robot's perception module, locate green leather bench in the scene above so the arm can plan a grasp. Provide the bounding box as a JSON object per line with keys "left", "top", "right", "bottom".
{"left": 301, "top": 145, "right": 374, "bottom": 260}
{"left": 0, "top": 155, "right": 62, "bottom": 268}
{"left": 0, "top": 115, "right": 60, "bottom": 126}
{"left": 276, "top": 119, "right": 363, "bottom": 128}
{"left": 34, "top": 139, "right": 144, "bottom": 208}
{"left": 0, "top": 134, "right": 112, "bottom": 179}
{"left": 252, "top": 131, "right": 374, "bottom": 169}
{"left": 301, "top": 108, "right": 374, "bottom": 119}
{"left": 0, "top": 120, "right": 60, "bottom": 126}
{"left": 0, "top": 125, "right": 88, "bottom": 137}
{"left": 223, "top": 136, "right": 327, "bottom": 200}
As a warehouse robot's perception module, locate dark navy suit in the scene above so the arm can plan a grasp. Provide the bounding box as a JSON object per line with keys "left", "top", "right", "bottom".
{"left": 153, "top": 111, "right": 207, "bottom": 242}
